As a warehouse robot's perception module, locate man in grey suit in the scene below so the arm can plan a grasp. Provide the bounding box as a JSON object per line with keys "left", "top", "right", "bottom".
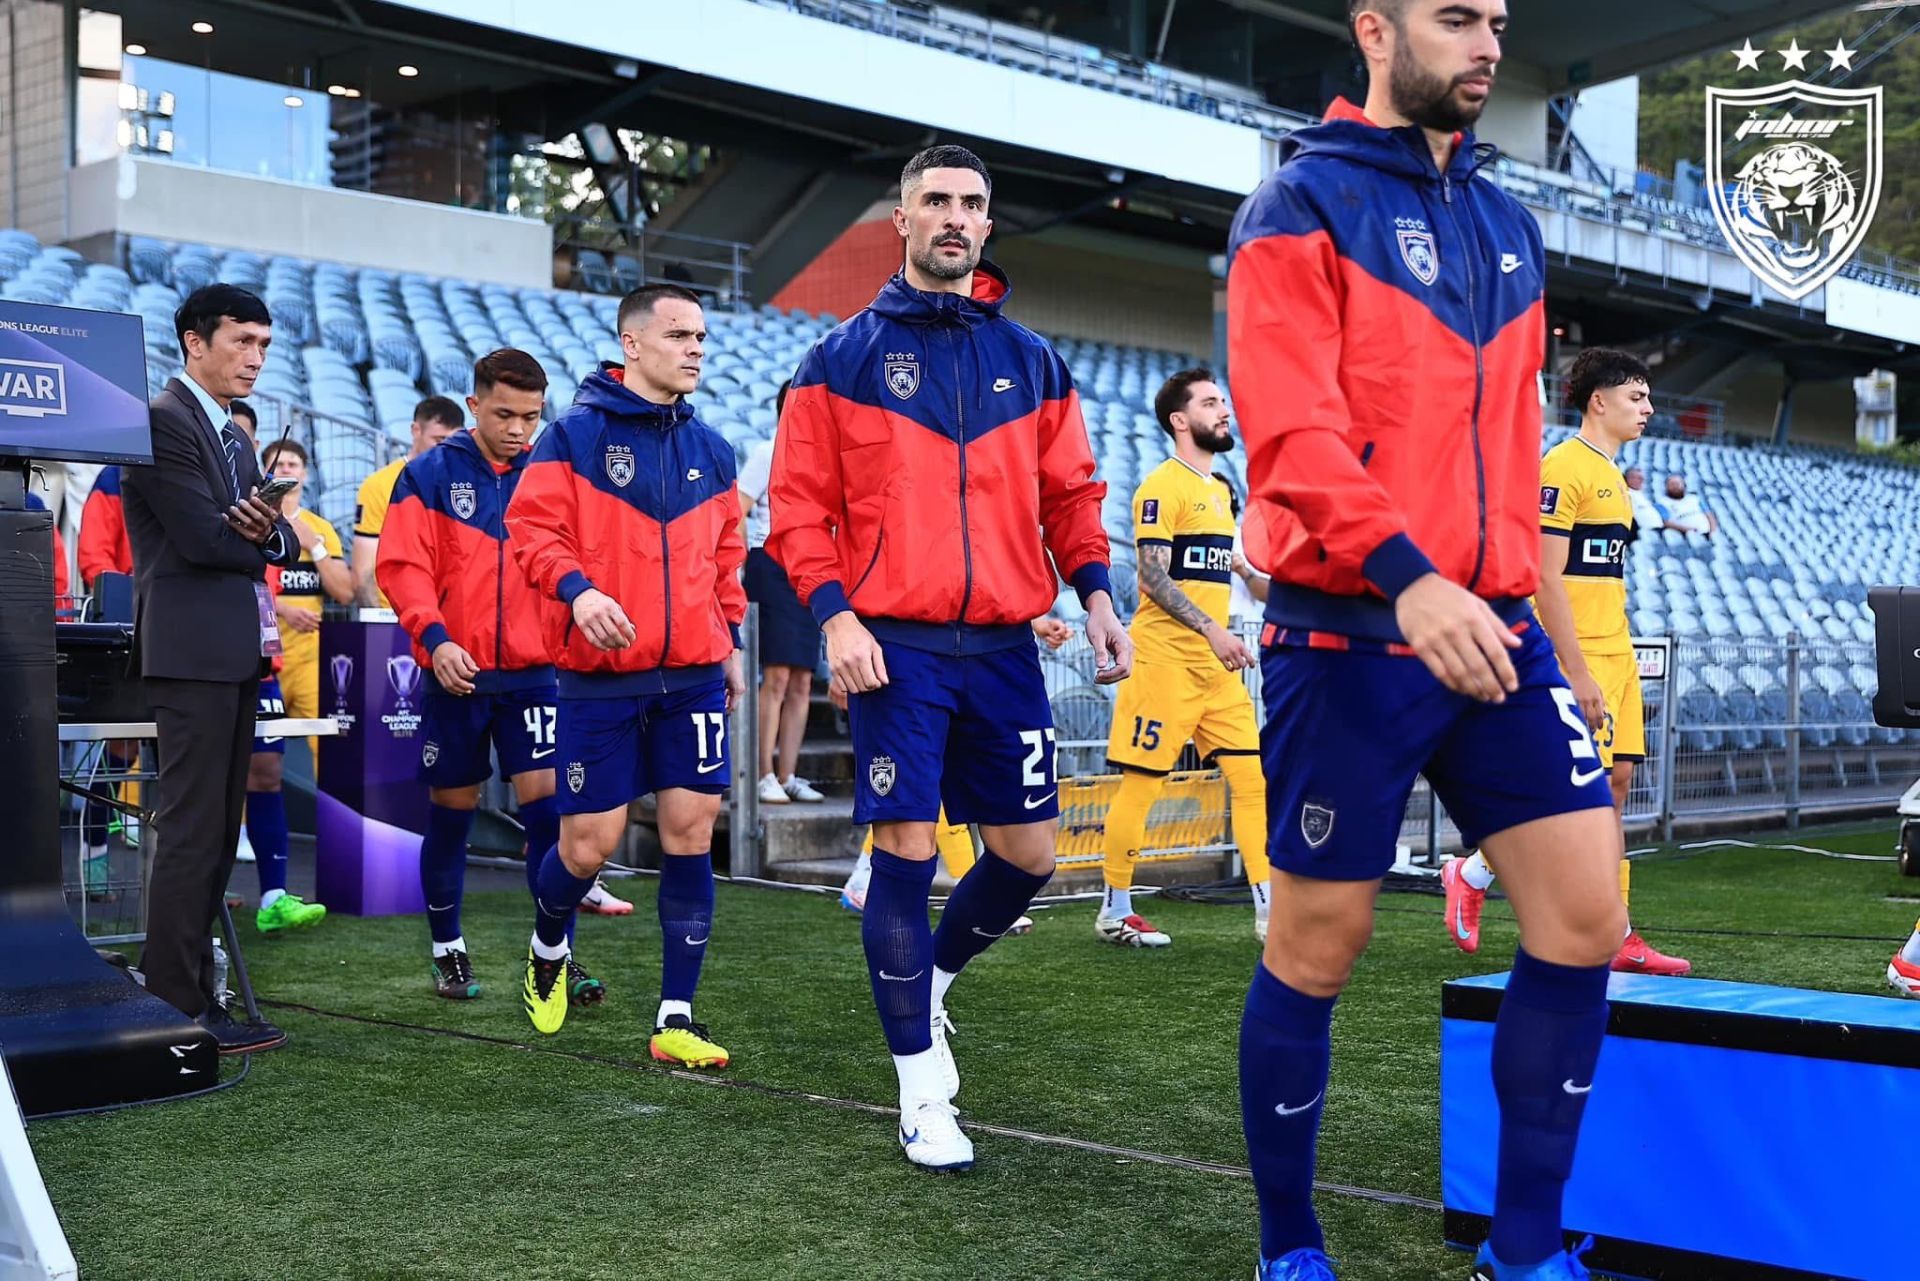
{"left": 122, "top": 284, "right": 300, "bottom": 1051}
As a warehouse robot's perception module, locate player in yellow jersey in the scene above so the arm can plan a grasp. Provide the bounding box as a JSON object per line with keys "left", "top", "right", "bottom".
{"left": 1098, "top": 370, "right": 1270, "bottom": 947}
{"left": 1443, "top": 348, "right": 1691, "bottom": 976}
{"left": 350, "top": 396, "right": 463, "bottom": 606}
{"left": 262, "top": 439, "right": 354, "bottom": 748}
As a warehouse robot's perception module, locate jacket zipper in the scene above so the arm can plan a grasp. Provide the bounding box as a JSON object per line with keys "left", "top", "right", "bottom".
{"left": 849, "top": 529, "right": 886, "bottom": 600}
{"left": 656, "top": 426, "right": 672, "bottom": 691}
{"left": 493, "top": 469, "right": 505, "bottom": 671}
{"left": 949, "top": 326, "right": 975, "bottom": 655}
{"left": 1440, "top": 173, "right": 1490, "bottom": 591}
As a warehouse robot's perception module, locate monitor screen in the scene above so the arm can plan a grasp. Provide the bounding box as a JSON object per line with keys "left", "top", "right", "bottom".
{"left": 0, "top": 300, "right": 152, "bottom": 466}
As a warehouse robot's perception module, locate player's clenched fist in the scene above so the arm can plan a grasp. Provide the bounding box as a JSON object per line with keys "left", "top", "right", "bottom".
{"left": 1394, "top": 573, "right": 1520, "bottom": 704}
{"left": 430, "top": 639, "right": 481, "bottom": 695}
{"left": 572, "top": 587, "right": 636, "bottom": 651}
{"left": 824, "top": 612, "right": 888, "bottom": 693}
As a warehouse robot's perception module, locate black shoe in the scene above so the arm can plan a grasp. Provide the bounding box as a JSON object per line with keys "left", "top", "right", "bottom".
{"left": 432, "top": 948, "right": 481, "bottom": 1000}
{"left": 196, "top": 1004, "right": 289, "bottom": 1054}
{"left": 566, "top": 956, "right": 606, "bottom": 1007}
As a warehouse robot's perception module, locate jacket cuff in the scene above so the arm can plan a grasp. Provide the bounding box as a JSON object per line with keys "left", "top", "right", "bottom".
{"left": 808, "top": 580, "right": 852, "bottom": 625}
{"left": 1068, "top": 562, "right": 1113, "bottom": 609}
{"left": 729, "top": 621, "right": 744, "bottom": 649}
{"left": 556, "top": 570, "right": 595, "bottom": 606}
{"left": 421, "top": 622, "right": 452, "bottom": 654}
{"left": 1361, "top": 532, "right": 1436, "bottom": 599}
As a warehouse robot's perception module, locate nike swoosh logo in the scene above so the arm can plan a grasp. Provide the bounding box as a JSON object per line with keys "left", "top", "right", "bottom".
{"left": 992, "top": 378, "right": 1015, "bottom": 392}
{"left": 1023, "top": 791, "right": 1056, "bottom": 810}
{"left": 684, "top": 934, "right": 710, "bottom": 946}
{"left": 1500, "top": 254, "right": 1521, "bottom": 273}
{"left": 900, "top": 1128, "right": 919, "bottom": 1144}
{"left": 971, "top": 926, "right": 1007, "bottom": 939}
{"left": 1622, "top": 954, "right": 1646, "bottom": 966}
{"left": 1562, "top": 1080, "right": 1593, "bottom": 1095}
{"left": 1454, "top": 904, "right": 1473, "bottom": 941}
{"left": 1570, "top": 765, "right": 1606, "bottom": 787}
{"left": 428, "top": 902, "right": 455, "bottom": 912}
{"left": 696, "top": 760, "right": 725, "bottom": 774}
{"left": 531, "top": 747, "right": 555, "bottom": 760}
{"left": 878, "top": 969, "right": 924, "bottom": 982}
{"left": 262, "top": 737, "right": 283, "bottom": 745}
{"left": 1274, "top": 1089, "right": 1323, "bottom": 1117}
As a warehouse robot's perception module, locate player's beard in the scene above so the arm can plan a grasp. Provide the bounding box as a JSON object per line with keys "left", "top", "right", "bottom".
{"left": 1389, "top": 41, "right": 1489, "bottom": 134}
{"left": 912, "top": 233, "right": 978, "bottom": 281}
{"left": 1194, "top": 423, "right": 1235, "bottom": 454}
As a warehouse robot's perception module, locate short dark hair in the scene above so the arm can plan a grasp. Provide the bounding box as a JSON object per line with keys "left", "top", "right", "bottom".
{"left": 775, "top": 378, "right": 793, "bottom": 420}
{"left": 174, "top": 283, "right": 271, "bottom": 355}
{"left": 1349, "top": 0, "right": 1409, "bottom": 30}
{"left": 414, "top": 395, "right": 464, "bottom": 428}
{"left": 1153, "top": 367, "right": 1217, "bottom": 439}
{"left": 229, "top": 400, "right": 258, "bottom": 432}
{"left": 616, "top": 284, "right": 702, "bottom": 335}
{"left": 1566, "top": 347, "right": 1651, "bottom": 414}
{"left": 901, "top": 145, "right": 992, "bottom": 199}
{"left": 472, "top": 348, "right": 548, "bottom": 398}
{"left": 260, "top": 437, "right": 306, "bottom": 470}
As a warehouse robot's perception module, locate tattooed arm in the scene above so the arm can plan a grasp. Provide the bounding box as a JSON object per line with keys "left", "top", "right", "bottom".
{"left": 1138, "top": 543, "right": 1254, "bottom": 671}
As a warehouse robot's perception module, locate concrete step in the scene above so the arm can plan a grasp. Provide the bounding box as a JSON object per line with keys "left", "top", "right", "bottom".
{"left": 762, "top": 795, "right": 860, "bottom": 867}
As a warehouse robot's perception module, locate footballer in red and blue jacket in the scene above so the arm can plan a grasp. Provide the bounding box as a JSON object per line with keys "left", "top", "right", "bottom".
{"left": 377, "top": 349, "right": 571, "bottom": 1004}
{"left": 1227, "top": 8, "right": 1621, "bottom": 1281}
{"left": 507, "top": 285, "right": 745, "bottom": 1069}
{"left": 768, "top": 145, "right": 1131, "bottom": 1174}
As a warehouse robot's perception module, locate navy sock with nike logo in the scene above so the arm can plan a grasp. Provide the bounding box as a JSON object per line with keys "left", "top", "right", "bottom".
{"left": 863, "top": 849, "right": 938, "bottom": 1055}
{"left": 657, "top": 851, "right": 716, "bottom": 1004}
{"left": 420, "top": 802, "right": 476, "bottom": 945}
{"left": 931, "top": 848, "right": 1049, "bottom": 978}
{"left": 1240, "top": 962, "right": 1336, "bottom": 1259}
{"left": 1487, "top": 948, "right": 1611, "bottom": 1268}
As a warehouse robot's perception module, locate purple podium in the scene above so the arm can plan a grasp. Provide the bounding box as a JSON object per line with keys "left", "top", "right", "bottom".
{"left": 316, "top": 619, "right": 428, "bottom": 916}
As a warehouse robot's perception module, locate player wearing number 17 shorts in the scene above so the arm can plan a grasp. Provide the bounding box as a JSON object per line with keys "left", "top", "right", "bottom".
{"left": 507, "top": 285, "right": 746, "bottom": 1069}
{"left": 377, "top": 350, "right": 570, "bottom": 1003}
{"left": 1230, "top": 6, "right": 1623, "bottom": 1277}
{"left": 769, "top": 145, "right": 1130, "bottom": 1174}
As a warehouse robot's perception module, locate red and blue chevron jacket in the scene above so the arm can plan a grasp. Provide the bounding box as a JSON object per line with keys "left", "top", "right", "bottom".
{"left": 376, "top": 429, "right": 555, "bottom": 691}
{"left": 79, "top": 465, "right": 132, "bottom": 585}
{"left": 767, "top": 261, "right": 1110, "bottom": 654}
{"left": 507, "top": 365, "right": 746, "bottom": 695}
{"left": 1228, "top": 97, "right": 1547, "bottom": 644}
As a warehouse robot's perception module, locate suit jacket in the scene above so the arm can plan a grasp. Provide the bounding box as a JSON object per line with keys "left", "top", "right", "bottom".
{"left": 122, "top": 377, "right": 298, "bottom": 682}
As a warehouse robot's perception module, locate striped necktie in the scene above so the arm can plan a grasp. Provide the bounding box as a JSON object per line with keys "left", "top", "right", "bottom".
{"left": 220, "top": 425, "right": 243, "bottom": 500}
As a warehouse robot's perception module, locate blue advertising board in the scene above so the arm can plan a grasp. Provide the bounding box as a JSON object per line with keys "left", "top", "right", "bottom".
{"left": 0, "top": 300, "right": 151, "bottom": 465}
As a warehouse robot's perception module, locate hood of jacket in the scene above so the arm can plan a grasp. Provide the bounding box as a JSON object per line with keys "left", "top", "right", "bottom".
{"left": 1278, "top": 96, "right": 1496, "bottom": 184}
{"left": 573, "top": 363, "right": 695, "bottom": 428}
{"left": 866, "top": 258, "right": 1012, "bottom": 329}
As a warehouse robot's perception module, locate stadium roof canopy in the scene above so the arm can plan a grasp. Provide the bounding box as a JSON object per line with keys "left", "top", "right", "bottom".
{"left": 1211, "top": 0, "right": 1860, "bottom": 90}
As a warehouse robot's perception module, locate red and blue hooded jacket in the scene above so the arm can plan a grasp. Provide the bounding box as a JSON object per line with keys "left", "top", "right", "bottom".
{"left": 1228, "top": 98, "right": 1547, "bottom": 644}
{"left": 507, "top": 365, "right": 746, "bottom": 696}
{"left": 767, "top": 260, "right": 1110, "bottom": 654}
{"left": 375, "top": 428, "right": 555, "bottom": 692}
{"left": 79, "top": 465, "right": 132, "bottom": 586}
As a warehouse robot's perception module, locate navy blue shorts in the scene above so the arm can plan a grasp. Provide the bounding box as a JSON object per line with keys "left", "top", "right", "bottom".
{"left": 744, "top": 547, "right": 821, "bottom": 670}
{"left": 848, "top": 641, "right": 1057, "bottom": 826}
{"left": 419, "top": 680, "right": 559, "bottom": 788}
{"left": 252, "top": 675, "right": 286, "bottom": 755}
{"left": 555, "top": 679, "right": 730, "bottom": 815}
{"left": 1260, "top": 619, "right": 1614, "bottom": 881}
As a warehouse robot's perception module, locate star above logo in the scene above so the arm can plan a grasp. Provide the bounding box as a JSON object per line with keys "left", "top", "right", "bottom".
{"left": 1730, "top": 36, "right": 1858, "bottom": 73}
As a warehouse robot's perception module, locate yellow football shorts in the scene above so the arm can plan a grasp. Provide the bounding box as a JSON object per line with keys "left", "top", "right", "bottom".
{"left": 1105, "top": 658, "right": 1258, "bottom": 774}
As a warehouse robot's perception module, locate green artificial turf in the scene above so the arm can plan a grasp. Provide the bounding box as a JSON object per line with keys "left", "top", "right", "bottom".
{"left": 27, "top": 820, "right": 1917, "bottom": 1280}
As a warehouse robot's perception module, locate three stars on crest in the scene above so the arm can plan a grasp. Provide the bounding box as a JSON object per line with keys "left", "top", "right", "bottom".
{"left": 1730, "top": 38, "right": 1856, "bottom": 73}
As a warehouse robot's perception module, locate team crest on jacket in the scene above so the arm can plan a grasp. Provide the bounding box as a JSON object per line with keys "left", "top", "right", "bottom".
{"left": 449, "top": 481, "right": 476, "bottom": 521}
{"left": 605, "top": 444, "right": 635, "bottom": 488}
{"left": 884, "top": 353, "right": 920, "bottom": 401}
{"left": 1395, "top": 220, "right": 1439, "bottom": 287}
{"left": 868, "top": 754, "right": 897, "bottom": 797}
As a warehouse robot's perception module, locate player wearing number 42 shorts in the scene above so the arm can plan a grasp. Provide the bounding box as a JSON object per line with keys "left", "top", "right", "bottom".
{"left": 377, "top": 350, "right": 583, "bottom": 1004}
{"left": 507, "top": 286, "right": 746, "bottom": 1069}
{"left": 1443, "top": 348, "right": 1691, "bottom": 977}
{"left": 769, "top": 145, "right": 1130, "bottom": 1175}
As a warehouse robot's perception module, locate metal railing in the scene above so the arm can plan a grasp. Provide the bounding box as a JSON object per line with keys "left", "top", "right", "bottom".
{"left": 552, "top": 216, "right": 753, "bottom": 308}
